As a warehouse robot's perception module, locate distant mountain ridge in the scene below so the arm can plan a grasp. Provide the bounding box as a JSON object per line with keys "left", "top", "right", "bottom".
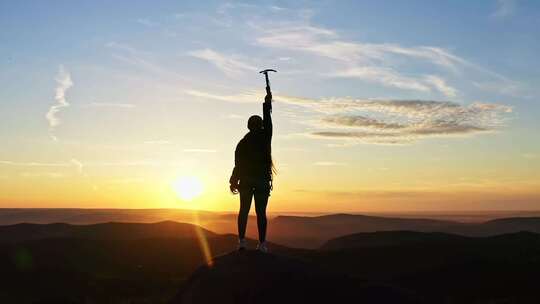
{"left": 268, "top": 213, "right": 540, "bottom": 248}
{"left": 0, "top": 221, "right": 216, "bottom": 242}
{"left": 320, "top": 230, "right": 466, "bottom": 250}
{"left": 319, "top": 230, "right": 540, "bottom": 251}
{"left": 2, "top": 211, "right": 540, "bottom": 248}
{"left": 0, "top": 208, "right": 222, "bottom": 225}
{"left": 268, "top": 213, "right": 461, "bottom": 248}
{"left": 1, "top": 221, "right": 539, "bottom": 303}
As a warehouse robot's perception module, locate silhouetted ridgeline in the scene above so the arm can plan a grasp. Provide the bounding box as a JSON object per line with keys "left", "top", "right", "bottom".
{"left": 268, "top": 214, "right": 540, "bottom": 248}
{"left": 1, "top": 221, "right": 540, "bottom": 303}
{"left": 320, "top": 230, "right": 466, "bottom": 250}
{"left": 3, "top": 209, "right": 540, "bottom": 249}
{"left": 0, "top": 221, "right": 216, "bottom": 242}
{"left": 306, "top": 230, "right": 540, "bottom": 303}
{"left": 0, "top": 208, "right": 222, "bottom": 225}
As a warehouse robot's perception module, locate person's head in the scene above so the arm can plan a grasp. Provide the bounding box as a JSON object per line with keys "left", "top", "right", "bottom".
{"left": 247, "top": 115, "right": 263, "bottom": 132}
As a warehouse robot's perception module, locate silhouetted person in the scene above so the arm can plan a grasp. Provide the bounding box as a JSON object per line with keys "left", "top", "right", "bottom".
{"left": 229, "top": 91, "right": 273, "bottom": 252}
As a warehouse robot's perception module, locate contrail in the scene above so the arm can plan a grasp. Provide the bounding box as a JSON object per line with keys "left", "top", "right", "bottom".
{"left": 46, "top": 65, "right": 73, "bottom": 140}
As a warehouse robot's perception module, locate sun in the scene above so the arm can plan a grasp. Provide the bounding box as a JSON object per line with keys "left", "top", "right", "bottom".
{"left": 172, "top": 176, "right": 204, "bottom": 201}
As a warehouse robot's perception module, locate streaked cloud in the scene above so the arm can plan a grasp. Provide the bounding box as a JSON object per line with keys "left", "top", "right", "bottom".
{"left": 107, "top": 177, "right": 146, "bottom": 184}
{"left": 472, "top": 81, "right": 522, "bottom": 97}
{"left": 82, "top": 102, "right": 136, "bottom": 108}
{"left": 314, "top": 161, "right": 346, "bottom": 166}
{"left": 46, "top": 65, "right": 73, "bottom": 140}
{"left": 0, "top": 160, "right": 186, "bottom": 168}
{"left": 522, "top": 153, "right": 539, "bottom": 159}
{"left": 144, "top": 140, "right": 172, "bottom": 145}
{"left": 308, "top": 99, "right": 512, "bottom": 144}
{"left": 424, "top": 75, "right": 457, "bottom": 98}
{"left": 188, "top": 49, "right": 258, "bottom": 76}
{"left": 0, "top": 160, "right": 71, "bottom": 167}
{"left": 322, "top": 115, "right": 406, "bottom": 129}
{"left": 137, "top": 18, "right": 158, "bottom": 27}
{"left": 183, "top": 148, "right": 217, "bottom": 153}
{"left": 251, "top": 19, "right": 523, "bottom": 97}
{"left": 256, "top": 24, "right": 466, "bottom": 70}
{"left": 331, "top": 67, "right": 432, "bottom": 93}
{"left": 1, "top": 159, "right": 83, "bottom": 175}
{"left": 70, "top": 158, "right": 83, "bottom": 174}
{"left": 186, "top": 89, "right": 262, "bottom": 103}
{"left": 254, "top": 23, "right": 464, "bottom": 96}
{"left": 191, "top": 87, "right": 511, "bottom": 144}
{"left": 20, "top": 172, "right": 66, "bottom": 178}
{"left": 224, "top": 113, "right": 243, "bottom": 119}
{"left": 492, "top": 0, "right": 516, "bottom": 18}
{"left": 106, "top": 42, "right": 190, "bottom": 82}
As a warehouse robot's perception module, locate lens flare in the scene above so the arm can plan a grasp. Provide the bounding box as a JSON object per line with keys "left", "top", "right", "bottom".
{"left": 192, "top": 210, "right": 214, "bottom": 267}
{"left": 171, "top": 177, "right": 212, "bottom": 265}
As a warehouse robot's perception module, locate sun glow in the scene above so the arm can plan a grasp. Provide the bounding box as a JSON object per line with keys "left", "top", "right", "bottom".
{"left": 172, "top": 176, "right": 204, "bottom": 201}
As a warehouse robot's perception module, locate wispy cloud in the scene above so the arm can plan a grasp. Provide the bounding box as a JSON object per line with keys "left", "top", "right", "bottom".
{"left": 46, "top": 65, "right": 73, "bottom": 140}
{"left": 0, "top": 159, "right": 186, "bottom": 168}
{"left": 82, "top": 102, "right": 136, "bottom": 108}
{"left": 185, "top": 89, "right": 262, "bottom": 103}
{"left": 472, "top": 80, "right": 523, "bottom": 97}
{"left": 137, "top": 18, "right": 158, "bottom": 27}
{"left": 522, "top": 153, "right": 539, "bottom": 159}
{"left": 322, "top": 115, "right": 406, "bottom": 129}
{"left": 250, "top": 18, "right": 522, "bottom": 97}
{"left": 424, "top": 75, "right": 457, "bottom": 98}
{"left": 188, "top": 49, "right": 258, "bottom": 76}
{"left": 254, "top": 24, "right": 465, "bottom": 96}
{"left": 492, "top": 0, "right": 516, "bottom": 18}
{"left": 1, "top": 159, "right": 84, "bottom": 175}
{"left": 0, "top": 160, "right": 71, "bottom": 167}
{"left": 255, "top": 24, "right": 467, "bottom": 70}
{"left": 106, "top": 42, "right": 190, "bottom": 82}
{"left": 331, "top": 67, "right": 432, "bottom": 93}
{"left": 107, "top": 177, "right": 146, "bottom": 184}
{"left": 20, "top": 172, "right": 66, "bottom": 178}
{"left": 308, "top": 99, "right": 512, "bottom": 144}
{"left": 191, "top": 87, "right": 512, "bottom": 144}
{"left": 70, "top": 158, "right": 83, "bottom": 174}
{"left": 183, "top": 148, "right": 217, "bottom": 153}
{"left": 314, "top": 161, "right": 346, "bottom": 166}
{"left": 224, "top": 113, "right": 243, "bottom": 119}
{"left": 144, "top": 140, "right": 172, "bottom": 145}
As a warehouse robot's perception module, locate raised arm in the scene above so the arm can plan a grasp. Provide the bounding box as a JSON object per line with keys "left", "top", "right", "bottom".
{"left": 263, "top": 90, "right": 273, "bottom": 140}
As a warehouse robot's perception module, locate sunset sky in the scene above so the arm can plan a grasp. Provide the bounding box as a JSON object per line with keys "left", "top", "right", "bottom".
{"left": 1, "top": 1, "right": 539, "bottom": 212}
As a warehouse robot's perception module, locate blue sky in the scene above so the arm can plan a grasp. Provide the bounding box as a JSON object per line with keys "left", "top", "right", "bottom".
{"left": 0, "top": 1, "right": 539, "bottom": 211}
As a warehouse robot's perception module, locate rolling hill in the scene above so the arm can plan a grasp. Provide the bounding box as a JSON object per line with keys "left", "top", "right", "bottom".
{"left": 1, "top": 221, "right": 540, "bottom": 303}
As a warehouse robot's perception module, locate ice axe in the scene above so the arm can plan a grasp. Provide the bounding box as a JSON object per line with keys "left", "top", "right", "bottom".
{"left": 259, "top": 69, "right": 277, "bottom": 96}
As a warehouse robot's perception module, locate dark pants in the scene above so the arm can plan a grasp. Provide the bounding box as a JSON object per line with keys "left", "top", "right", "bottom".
{"left": 238, "top": 180, "right": 270, "bottom": 242}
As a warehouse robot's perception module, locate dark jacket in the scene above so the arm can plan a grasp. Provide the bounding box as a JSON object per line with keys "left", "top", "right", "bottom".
{"left": 230, "top": 101, "right": 273, "bottom": 184}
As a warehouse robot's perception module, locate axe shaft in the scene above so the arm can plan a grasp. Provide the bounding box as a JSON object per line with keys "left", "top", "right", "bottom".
{"left": 260, "top": 69, "right": 276, "bottom": 98}
{"left": 265, "top": 73, "right": 271, "bottom": 92}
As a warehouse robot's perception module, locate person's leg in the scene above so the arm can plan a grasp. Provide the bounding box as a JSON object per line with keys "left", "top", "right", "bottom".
{"left": 238, "top": 187, "right": 253, "bottom": 240}
{"left": 254, "top": 182, "right": 270, "bottom": 243}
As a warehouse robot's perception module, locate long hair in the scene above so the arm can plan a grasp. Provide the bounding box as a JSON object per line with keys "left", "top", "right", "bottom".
{"left": 270, "top": 152, "right": 277, "bottom": 178}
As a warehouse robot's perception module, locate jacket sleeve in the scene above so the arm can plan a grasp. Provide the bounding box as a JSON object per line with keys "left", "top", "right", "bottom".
{"left": 263, "top": 100, "right": 272, "bottom": 141}
{"left": 229, "top": 143, "right": 240, "bottom": 184}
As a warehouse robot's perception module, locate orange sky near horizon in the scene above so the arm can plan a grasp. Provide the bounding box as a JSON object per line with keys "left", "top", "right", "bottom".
{"left": 1, "top": 2, "right": 540, "bottom": 212}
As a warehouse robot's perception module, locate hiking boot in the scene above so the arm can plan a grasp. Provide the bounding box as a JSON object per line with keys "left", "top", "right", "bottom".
{"left": 257, "top": 241, "right": 268, "bottom": 253}
{"left": 238, "top": 238, "right": 247, "bottom": 251}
